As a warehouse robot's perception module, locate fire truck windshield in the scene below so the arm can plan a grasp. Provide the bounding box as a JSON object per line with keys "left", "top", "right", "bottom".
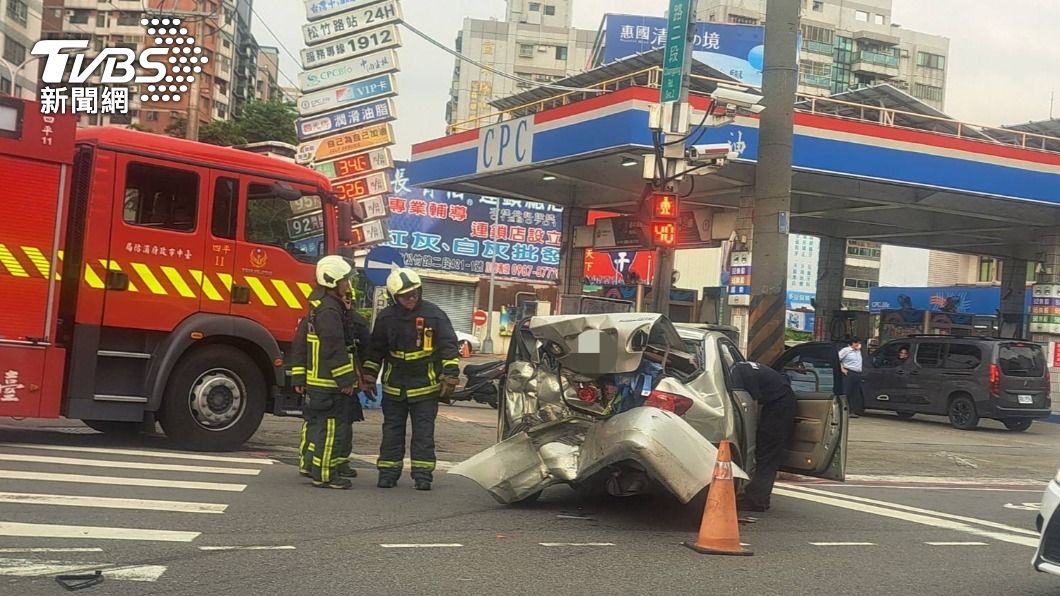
{"left": 245, "top": 183, "right": 327, "bottom": 263}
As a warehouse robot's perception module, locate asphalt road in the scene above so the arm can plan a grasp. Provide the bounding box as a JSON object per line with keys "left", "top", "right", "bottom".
{"left": 1, "top": 409, "right": 1059, "bottom": 595}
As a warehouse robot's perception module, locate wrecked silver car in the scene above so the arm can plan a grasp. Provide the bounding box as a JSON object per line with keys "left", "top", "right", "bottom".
{"left": 451, "top": 314, "right": 848, "bottom": 505}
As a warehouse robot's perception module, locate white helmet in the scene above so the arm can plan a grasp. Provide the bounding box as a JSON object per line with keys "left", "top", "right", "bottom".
{"left": 386, "top": 267, "right": 422, "bottom": 298}
{"left": 316, "top": 255, "right": 353, "bottom": 288}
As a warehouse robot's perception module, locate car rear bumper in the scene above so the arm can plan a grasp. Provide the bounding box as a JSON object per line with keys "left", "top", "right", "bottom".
{"left": 979, "top": 400, "right": 1052, "bottom": 419}
{"left": 1034, "top": 480, "right": 1060, "bottom": 574}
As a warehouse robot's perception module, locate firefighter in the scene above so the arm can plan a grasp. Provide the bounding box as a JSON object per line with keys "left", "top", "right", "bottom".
{"left": 728, "top": 361, "right": 798, "bottom": 512}
{"left": 288, "top": 255, "right": 360, "bottom": 489}
{"left": 363, "top": 268, "right": 460, "bottom": 491}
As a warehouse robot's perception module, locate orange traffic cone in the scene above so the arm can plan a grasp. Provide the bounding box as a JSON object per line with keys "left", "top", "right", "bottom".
{"left": 684, "top": 440, "right": 753, "bottom": 556}
{"left": 460, "top": 341, "right": 471, "bottom": 358}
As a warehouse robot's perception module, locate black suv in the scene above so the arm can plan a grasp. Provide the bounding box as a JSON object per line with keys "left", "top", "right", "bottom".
{"left": 774, "top": 336, "right": 1052, "bottom": 431}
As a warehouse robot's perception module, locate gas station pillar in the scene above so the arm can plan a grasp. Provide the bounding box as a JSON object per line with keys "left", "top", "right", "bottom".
{"left": 558, "top": 207, "right": 589, "bottom": 300}
{"left": 814, "top": 235, "right": 847, "bottom": 342}
{"left": 1000, "top": 257, "right": 1029, "bottom": 339}
{"left": 1031, "top": 231, "right": 1060, "bottom": 403}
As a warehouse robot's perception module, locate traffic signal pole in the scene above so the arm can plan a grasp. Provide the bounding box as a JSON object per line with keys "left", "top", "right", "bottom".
{"left": 651, "top": 0, "right": 698, "bottom": 315}
{"left": 746, "top": 0, "right": 800, "bottom": 363}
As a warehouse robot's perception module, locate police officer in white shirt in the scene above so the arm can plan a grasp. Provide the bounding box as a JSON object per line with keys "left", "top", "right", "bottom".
{"left": 838, "top": 338, "right": 865, "bottom": 417}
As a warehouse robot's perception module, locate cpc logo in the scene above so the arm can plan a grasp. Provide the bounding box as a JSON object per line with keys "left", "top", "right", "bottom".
{"left": 31, "top": 17, "right": 206, "bottom": 104}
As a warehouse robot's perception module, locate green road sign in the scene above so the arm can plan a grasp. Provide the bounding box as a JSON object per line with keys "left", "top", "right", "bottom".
{"left": 661, "top": 0, "right": 693, "bottom": 103}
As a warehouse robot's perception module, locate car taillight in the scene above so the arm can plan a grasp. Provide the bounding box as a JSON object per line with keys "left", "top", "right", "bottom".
{"left": 989, "top": 364, "right": 1001, "bottom": 397}
{"left": 645, "top": 390, "right": 694, "bottom": 416}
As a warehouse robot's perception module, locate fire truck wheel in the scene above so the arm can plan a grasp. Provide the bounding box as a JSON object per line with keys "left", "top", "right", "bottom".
{"left": 159, "top": 345, "right": 266, "bottom": 452}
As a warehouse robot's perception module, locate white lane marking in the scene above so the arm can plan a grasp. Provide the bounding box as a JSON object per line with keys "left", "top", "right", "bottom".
{"left": 379, "top": 543, "right": 463, "bottom": 548}
{"left": 785, "top": 484, "right": 1040, "bottom": 538}
{"left": 349, "top": 454, "right": 454, "bottom": 472}
{"left": 0, "top": 453, "right": 261, "bottom": 476}
{"left": 7, "top": 444, "right": 274, "bottom": 465}
{"left": 774, "top": 488, "right": 1039, "bottom": 548}
{"left": 810, "top": 542, "right": 876, "bottom": 546}
{"left": 539, "top": 543, "right": 615, "bottom": 547}
{"left": 199, "top": 546, "right": 296, "bottom": 551}
{"left": 1004, "top": 502, "right": 1041, "bottom": 511}
{"left": 0, "top": 470, "right": 246, "bottom": 492}
{"left": 827, "top": 485, "right": 1044, "bottom": 493}
{"left": 926, "top": 542, "right": 988, "bottom": 546}
{"left": 0, "top": 492, "right": 227, "bottom": 514}
{"left": 0, "top": 522, "right": 199, "bottom": 542}
{"left": 0, "top": 548, "right": 103, "bottom": 553}
{"left": 843, "top": 475, "right": 1046, "bottom": 487}
{"left": 0, "top": 558, "right": 166, "bottom": 582}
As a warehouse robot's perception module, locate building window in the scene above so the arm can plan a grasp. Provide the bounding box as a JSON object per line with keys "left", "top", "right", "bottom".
{"left": 528, "top": 2, "right": 540, "bottom": 11}
{"left": 978, "top": 257, "right": 996, "bottom": 283}
{"left": 518, "top": 44, "right": 534, "bottom": 58}
{"left": 555, "top": 46, "right": 567, "bottom": 60}
{"left": 97, "top": 12, "right": 107, "bottom": 27}
{"left": 0, "top": 77, "right": 11, "bottom": 95}
{"left": 7, "top": 0, "right": 29, "bottom": 26}
{"left": 855, "top": 10, "right": 869, "bottom": 22}
{"left": 916, "top": 51, "right": 946, "bottom": 70}
{"left": 122, "top": 162, "right": 199, "bottom": 233}
{"left": 812, "top": 1, "right": 824, "bottom": 11}
{"left": 874, "top": 14, "right": 885, "bottom": 25}
{"left": 69, "top": 9, "right": 90, "bottom": 24}
{"left": 729, "top": 15, "right": 758, "bottom": 24}
{"left": 118, "top": 12, "right": 142, "bottom": 26}
{"left": 544, "top": 4, "right": 555, "bottom": 16}
{"left": 799, "top": 60, "right": 831, "bottom": 88}
{"left": 3, "top": 38, "right": 26, "bottom": 66}
{"left": 913, "top": 82, "right": 944, "bottom": 102}
{"left": 144, "top": 111, "right": 159, "bottom": 122}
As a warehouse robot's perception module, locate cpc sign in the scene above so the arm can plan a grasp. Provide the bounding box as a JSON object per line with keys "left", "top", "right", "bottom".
{"left": 477, "top": 116, "right": 534, "bottom": 174}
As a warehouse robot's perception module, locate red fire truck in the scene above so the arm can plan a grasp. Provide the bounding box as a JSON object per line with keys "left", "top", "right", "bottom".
{"left": 0, "top": 97, "right": 357, "bottom": 450}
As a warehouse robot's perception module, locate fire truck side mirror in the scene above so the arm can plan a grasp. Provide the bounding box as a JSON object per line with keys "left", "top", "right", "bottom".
{"left": 272, "top": 182, "right": 302, "bottom": 202}
{"left": 337, "top": 202, "right": 354, "bottom": 242}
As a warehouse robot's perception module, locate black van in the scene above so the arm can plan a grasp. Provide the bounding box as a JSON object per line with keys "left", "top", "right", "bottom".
{"left": 775, "top": 336, "right": 1052, "bottom": 431}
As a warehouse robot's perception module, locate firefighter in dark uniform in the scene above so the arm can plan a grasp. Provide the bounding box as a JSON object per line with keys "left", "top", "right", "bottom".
{"left": 729, "top": 361, "right": 798, "bottom": 512}
{"left": 363, "top": 268, "right": 460, "bottom": 491}
{"left": 288, "top": 255, "right": 360, "bottom": 489}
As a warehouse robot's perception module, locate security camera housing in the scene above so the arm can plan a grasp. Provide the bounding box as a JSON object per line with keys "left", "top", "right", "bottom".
{"left": 710, "top": 86, "right": 764, "bottom": 110}
{"left": 688, "top": 143, "right": 739, "bottom": 162}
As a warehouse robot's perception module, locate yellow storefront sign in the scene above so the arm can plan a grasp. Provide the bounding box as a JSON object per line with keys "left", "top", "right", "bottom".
{"left": 296, "top": 123, "right": 394, "bottom": 164}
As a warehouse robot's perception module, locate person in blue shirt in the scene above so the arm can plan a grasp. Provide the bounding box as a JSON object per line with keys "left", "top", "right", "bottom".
{"left": 838, "top": 338, "right": 865, "bottom": 417}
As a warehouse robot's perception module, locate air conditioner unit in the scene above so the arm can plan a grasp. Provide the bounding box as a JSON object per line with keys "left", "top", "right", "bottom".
{"left": 537, "top": 45, "right": 548, "bottom": 53}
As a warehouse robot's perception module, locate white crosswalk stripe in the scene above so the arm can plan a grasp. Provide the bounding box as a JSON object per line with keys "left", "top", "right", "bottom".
{"left": 0, "top": 441, "right": 275, "bottom": 571}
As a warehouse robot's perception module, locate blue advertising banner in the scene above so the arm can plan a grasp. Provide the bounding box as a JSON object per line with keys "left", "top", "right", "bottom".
{"left": 868, "top": 286, "right": 1033, "bottom": 315}
{"left": 786, "top": 290, "right": 816, "bottom": 309}
{"left": 598, "top": 15, "right": 766, "bottom": 86}
{"left": 385, "top": 164, "right": 564, "bottom": 282}
{"left": 295, "top": 98, "right": 395, "bottom": 142}
{"left": 786, "top": 310, "right": 816, "bottom": 333}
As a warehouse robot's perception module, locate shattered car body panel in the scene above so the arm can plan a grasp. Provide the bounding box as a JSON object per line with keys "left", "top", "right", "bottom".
{"left": 451, "top": 407, "right": 745, "bottom": 505}
{"left": 451, "top": 314, "right": 749, "bottom": 504}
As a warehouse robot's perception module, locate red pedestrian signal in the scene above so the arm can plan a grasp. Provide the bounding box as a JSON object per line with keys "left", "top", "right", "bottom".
{"left": 651, "top": 222, "right": 677, "bottom": 247}
{"left": 649, "top": 193, "right": 679, "bottom": 220}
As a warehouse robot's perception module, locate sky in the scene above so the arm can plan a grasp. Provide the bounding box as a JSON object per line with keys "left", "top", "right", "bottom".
{"left": 253, "top": 0, "right": 1060, "bottom": 158}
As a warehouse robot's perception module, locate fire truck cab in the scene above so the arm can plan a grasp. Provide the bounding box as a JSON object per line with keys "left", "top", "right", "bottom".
{"left": 0, "top": 97, "right": 344, "bottom": 451}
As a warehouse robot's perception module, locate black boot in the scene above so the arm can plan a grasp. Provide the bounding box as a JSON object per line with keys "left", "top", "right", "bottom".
{"left": 313, "top": 477, "right": 352, "bottom": 490}
{"left": 414, "top": 479, "right": 431, "bottom": 491}
{"left": 377, "top": 477, "right": 397, "bottom": 488}
{"left": 336, "top": 464, "right": 358, "bottom": 478}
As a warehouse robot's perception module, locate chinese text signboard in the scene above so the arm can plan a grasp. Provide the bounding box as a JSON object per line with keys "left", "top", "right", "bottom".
{"left": 599, "top": 15, "right": 766, "bottom": 87}
{"left": 385, "top": 165, "right": 564, "bottom": 283}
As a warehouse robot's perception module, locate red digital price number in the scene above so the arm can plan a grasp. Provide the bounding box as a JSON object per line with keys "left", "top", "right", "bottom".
{"left": 334, "top": 177, "right": 369, "bottom": 201}
{"left": 334, "top": 154, "right": 372, "bottom": 179}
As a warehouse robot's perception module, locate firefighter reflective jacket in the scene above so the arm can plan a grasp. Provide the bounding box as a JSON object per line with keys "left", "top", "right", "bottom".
{"left": 363, "top": 299, "right": 460, "bottom": 400}
{"left": 288, "top": 289, "right": 358, "bottom": 391}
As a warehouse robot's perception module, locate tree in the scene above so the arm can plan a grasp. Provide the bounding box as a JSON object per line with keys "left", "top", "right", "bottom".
{"left": 237, "top": 101, "right": 298, "bottom": 145}
{"left": 199, "top": 119, "right": 247, "bottom": 146}
{"left": 165, "top": 117, "right": 187, "bottom": 139}
{"left": 127, "top": 123, "right": 154, "bottom": 133}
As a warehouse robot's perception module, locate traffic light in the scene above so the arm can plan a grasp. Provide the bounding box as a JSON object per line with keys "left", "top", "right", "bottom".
{"left": 645, "top": 192, "right": 679, "bottom": 248}
{"left": 649, "top": 192, "right": 678, "bottom": 220}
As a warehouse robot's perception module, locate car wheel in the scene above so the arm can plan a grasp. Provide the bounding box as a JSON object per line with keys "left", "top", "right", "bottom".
{"left": 895, "top": 411, "right": 916, "bottom": 420}
{"left": 159, "top": 345, "right": 267, "bottom": 451}
{"left": 947, "top": 395, "right": 979, "bottom": 430}
{"left": 1002, "top": 419, "right": 1033, "bottom": 432}
{"left": 81, "top": 420, "right": 147, "bottom": 436}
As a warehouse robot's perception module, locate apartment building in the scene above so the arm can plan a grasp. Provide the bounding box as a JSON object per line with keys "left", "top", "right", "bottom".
{"left": 1, "top": 0, "right": 42, "bottom": 99}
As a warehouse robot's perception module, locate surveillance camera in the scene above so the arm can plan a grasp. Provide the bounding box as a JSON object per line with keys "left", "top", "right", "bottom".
{"left": 688, "top": 143, "right": 739, "bottom": 162}
{"left": 710, "top": 86, "right": 764, "bottom": 111}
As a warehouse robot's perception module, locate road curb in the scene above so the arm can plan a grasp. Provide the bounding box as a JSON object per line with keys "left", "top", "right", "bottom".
{"left": 1044, "top": 413, "right": 1060, "bottom": 424}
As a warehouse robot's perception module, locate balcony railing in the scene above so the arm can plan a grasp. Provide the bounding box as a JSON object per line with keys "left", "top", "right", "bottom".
{"left": 799, "top": 72, "right": 832, "bottom": 88}
{"left": 802, "top": 39, "right": 834, "bottom": 55}
{"left": 857, "top": 50, "right": 898, "bottom": 68}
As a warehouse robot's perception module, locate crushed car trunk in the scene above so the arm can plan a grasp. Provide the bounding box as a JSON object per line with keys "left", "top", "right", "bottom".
{"left": 450, "top": 313, "right": 746, "bottom": 504}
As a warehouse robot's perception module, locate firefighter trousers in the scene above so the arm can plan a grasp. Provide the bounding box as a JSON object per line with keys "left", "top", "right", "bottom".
{"left": 305, "top": 390, "right": 352, "bottom": 484}
{"left": 377, "top": 396, "right": 438, "bottom": 482}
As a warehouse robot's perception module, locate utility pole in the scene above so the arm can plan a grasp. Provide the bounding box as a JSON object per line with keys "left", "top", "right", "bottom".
{"left": 746, "top": 0, "right": 800, "bottom": 364}
{"left": 185, "top": 18, "right": 201, "bottom": 141}
{"left": 651, "top": 0, "right": 698, "bottom": 315}
{"left": 482, "top": 198, "right": 500, "bottom": 354}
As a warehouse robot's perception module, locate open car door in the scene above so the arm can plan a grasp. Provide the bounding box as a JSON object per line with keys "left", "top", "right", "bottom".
{"left": 779, "top": 392, "right": 848, "bottom": 481}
